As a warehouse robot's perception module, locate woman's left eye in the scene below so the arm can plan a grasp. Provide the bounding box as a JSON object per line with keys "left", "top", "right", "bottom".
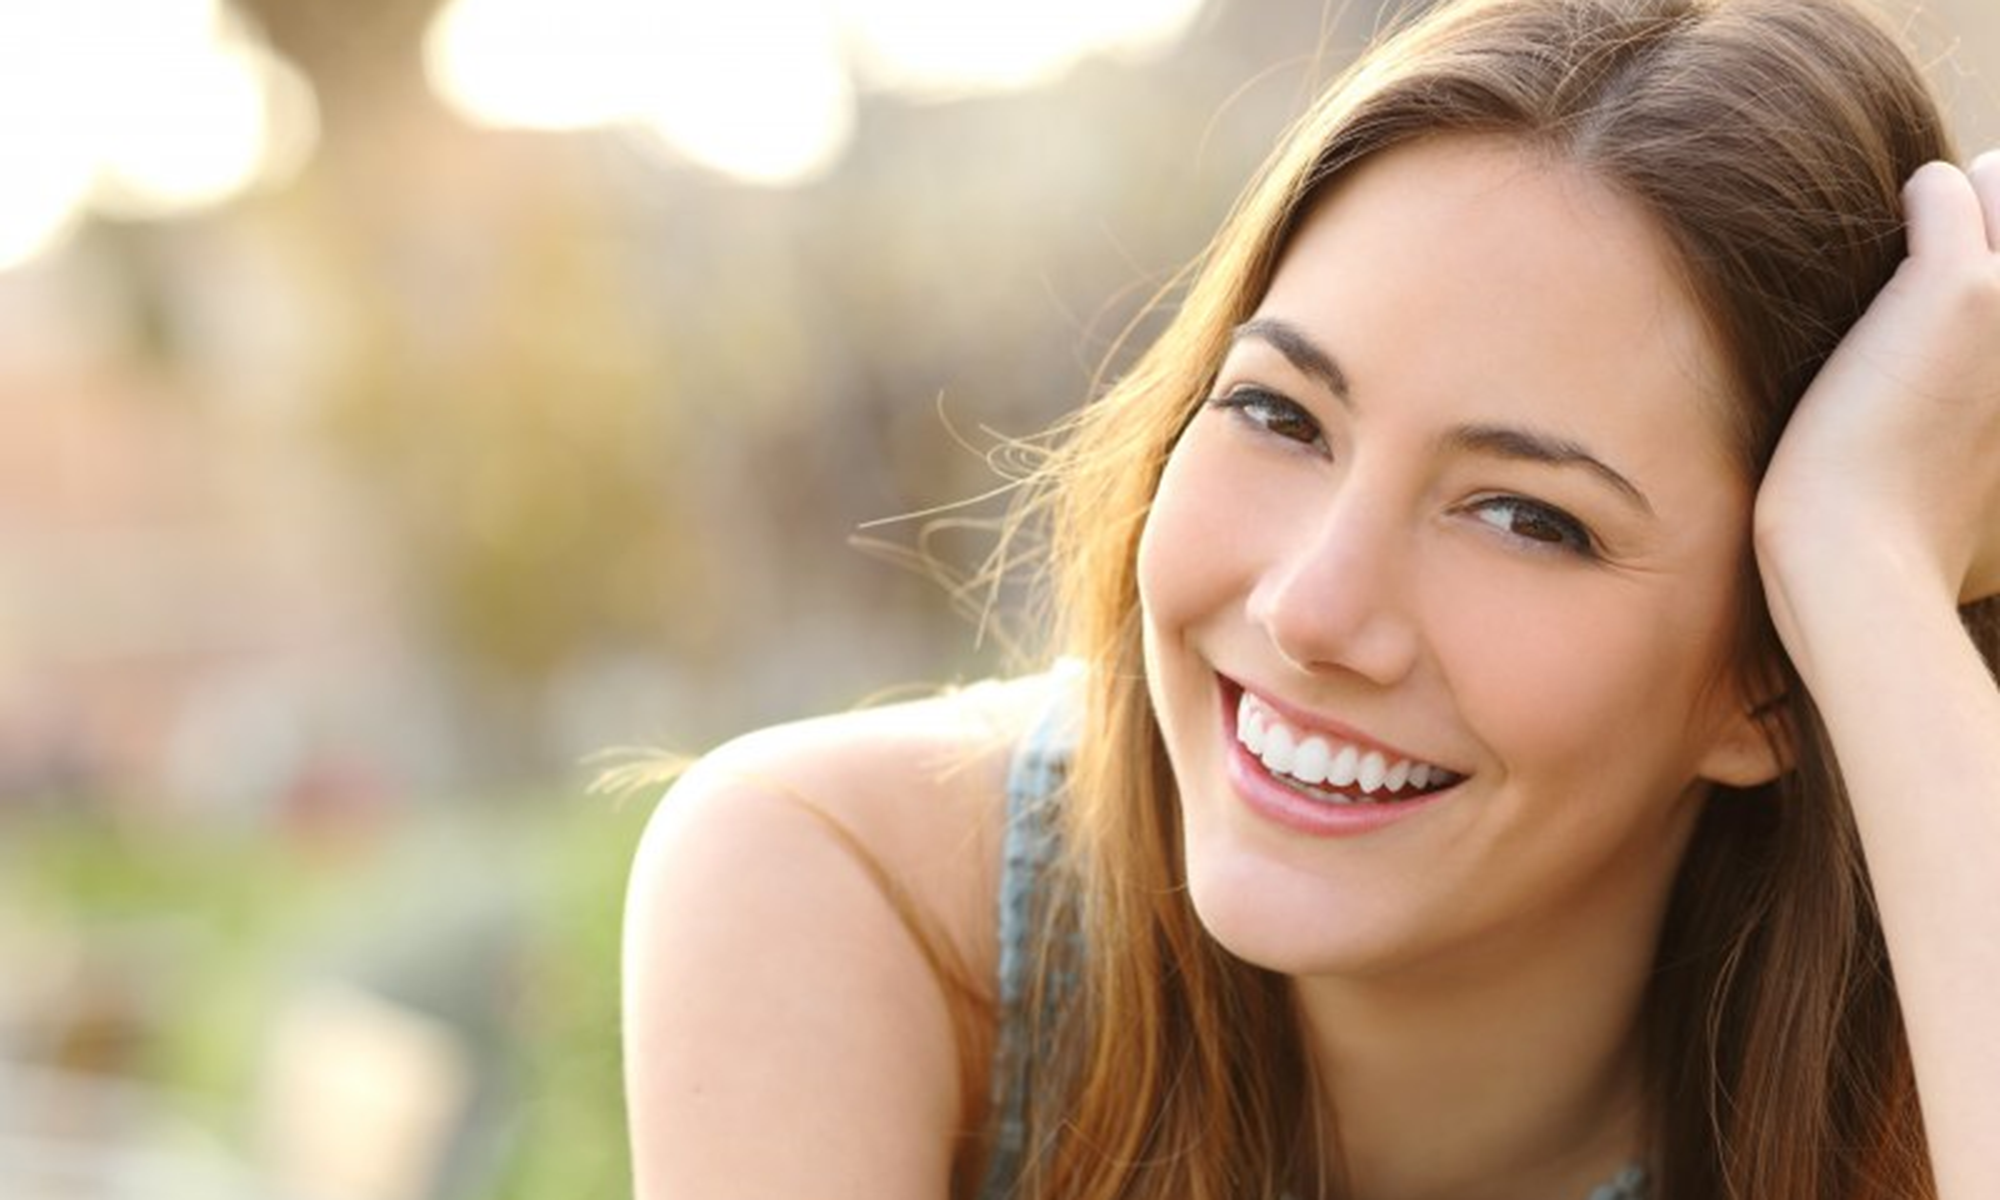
{"left": 1206, "top": 387, "right": 1325, "bottom": 449}
{"left": 1468, "top": 496, "right": 1600, "bottom": 558}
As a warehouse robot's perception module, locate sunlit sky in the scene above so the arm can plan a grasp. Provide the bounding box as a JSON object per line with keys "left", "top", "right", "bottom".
{"left": 0, "top": 0, "right": 1204, "bottom": 272}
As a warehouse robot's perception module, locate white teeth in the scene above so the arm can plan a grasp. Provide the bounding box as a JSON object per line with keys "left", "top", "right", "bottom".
{"left": 1326, "top": 744, "right": 1359, "bottom": 787}
{"left": 1357, "top": 751, "right": 1387, "bottom": 794}
{"left": 1291, "top": 737, "right": 1331, "bottom": 785}
{"left": 1238, "top": 692, "right": 1266, "bottom": 754}
{"left": 1261, "top": 724, "right": 1296, "bottom": 775}
{"left": 1232, "top": 688, "right": 1457, "bottom": 800}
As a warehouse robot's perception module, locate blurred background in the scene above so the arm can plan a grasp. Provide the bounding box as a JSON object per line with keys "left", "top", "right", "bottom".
{"left": 0, "top": 0, "right": 1992, "bottom": 1196}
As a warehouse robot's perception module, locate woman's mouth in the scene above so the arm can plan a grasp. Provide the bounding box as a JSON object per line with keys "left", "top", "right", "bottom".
{"left": 1231, "top": 686, "right": 1465, "bottom": 806}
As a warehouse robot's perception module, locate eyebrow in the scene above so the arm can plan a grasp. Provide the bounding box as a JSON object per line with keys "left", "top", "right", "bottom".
{"left": 1231, "top": 317, "right": 1351, "bottom": 402}
{"left": 1445, "top": 424, "right": 1654, "bottom": 516}
{"left": 1229, "top": 316, "right": 1653, "bottom": 516}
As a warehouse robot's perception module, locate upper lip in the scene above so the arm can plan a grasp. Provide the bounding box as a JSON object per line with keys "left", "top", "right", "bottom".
{"left": 1223, "top": 674, "right": 1465, "bottom": 774}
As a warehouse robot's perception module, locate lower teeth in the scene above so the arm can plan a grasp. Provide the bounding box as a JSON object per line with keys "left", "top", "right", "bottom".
{"left": 1283, "top": 776, "right": 1418, "bottom": 805}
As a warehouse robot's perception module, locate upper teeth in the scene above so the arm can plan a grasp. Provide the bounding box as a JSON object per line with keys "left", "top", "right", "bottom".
{"left": 1236, "top": 691, "right": 1457, "bottom": 796}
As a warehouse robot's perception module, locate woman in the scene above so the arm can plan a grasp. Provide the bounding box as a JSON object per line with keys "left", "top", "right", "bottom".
{"left": 621, "top": 0, "right": 2000, "bottom": 1196}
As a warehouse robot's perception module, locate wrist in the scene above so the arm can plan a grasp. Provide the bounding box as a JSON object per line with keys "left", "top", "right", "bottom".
{"left": 1755, "top": 508, "right": 1959, "bottom": 655}
{"left": 1755, "top": 500, "right": 1956, "bottom": 602}
{"left": 1758, "top": 541, "right": 1964, "bottom": 686}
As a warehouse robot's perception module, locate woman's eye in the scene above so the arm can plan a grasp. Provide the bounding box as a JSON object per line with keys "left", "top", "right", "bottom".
{"left": 1207, "top": 388, "right": 1324, "bottom": 448}
{"left": 1469, "top": 496, "right": 1599, "bottom": 558}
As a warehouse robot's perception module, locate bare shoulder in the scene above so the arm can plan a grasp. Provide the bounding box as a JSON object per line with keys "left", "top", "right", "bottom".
{"left": 621, "top": 672, "right": 1060, "bottom": 1200}
{"left": 650, "top": 670, "right": 1058, "bottom": 964}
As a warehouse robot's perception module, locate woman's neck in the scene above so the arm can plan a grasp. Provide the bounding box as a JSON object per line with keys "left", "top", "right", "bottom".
{"left": 1290, "top": 892, "right": 1665, "bottom": 1200}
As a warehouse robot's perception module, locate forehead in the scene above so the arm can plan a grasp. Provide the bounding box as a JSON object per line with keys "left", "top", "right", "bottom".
{"left": 1254, "top": 135, "right": 1741, "bottom": 477}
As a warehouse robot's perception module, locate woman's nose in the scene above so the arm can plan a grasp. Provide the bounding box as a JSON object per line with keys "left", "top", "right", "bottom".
{"left": 1245, "top": 494, "right": 1420, "bottom": 685}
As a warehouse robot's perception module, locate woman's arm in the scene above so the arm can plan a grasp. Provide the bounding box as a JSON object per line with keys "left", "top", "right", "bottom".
{"left": 622, "top": 753, "right": 965, "bottom": 1198}
{"left": 1755, "top": 154, "right": 2000, "bottom": 1198}
{"left": 621, "top": 692, "right": 1023, "bottom": 1199}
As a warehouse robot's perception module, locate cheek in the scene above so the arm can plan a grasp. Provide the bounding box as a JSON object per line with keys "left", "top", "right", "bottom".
{"left": 1426, "top": 564, "right": 1742, "bottom": 785}
{"left": 1136, "top": 429, "right": 1241, "bottom": 637}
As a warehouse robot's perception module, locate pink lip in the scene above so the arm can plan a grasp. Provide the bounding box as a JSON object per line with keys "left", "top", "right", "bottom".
{"left": 1217, "top": 676, "right": 1460, "bottom": 838}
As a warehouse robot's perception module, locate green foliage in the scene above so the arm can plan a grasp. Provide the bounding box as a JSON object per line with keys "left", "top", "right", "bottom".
{"left": 0, "top": 791, "right": 654, "bottom": 1199}
{"left": 489, "top": 793, "right": 652, "bottom": 1200}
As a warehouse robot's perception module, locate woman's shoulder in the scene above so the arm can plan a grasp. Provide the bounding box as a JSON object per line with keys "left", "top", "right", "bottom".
{"left": 620, "top": 671, "right": 1066, "bottom": 1198}
{"left": 634, "top": 667, "right": 1068, "bottom": 969}
{"left": 686, "top": 670, "right": 1057, "bottom": 832}
{"left": 654, "top": 670, "right": 1063, "bottom": 916}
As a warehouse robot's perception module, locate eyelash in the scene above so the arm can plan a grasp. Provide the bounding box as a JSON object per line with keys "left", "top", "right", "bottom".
{"left": 1464, "top": 496, "right": 1600, "bottom": 559}
{"left": 1203, "top": 385, "right": 1602, "bottom": 561}
{"left": 1207, "top": 386, "right": 1325, "bottom": 448}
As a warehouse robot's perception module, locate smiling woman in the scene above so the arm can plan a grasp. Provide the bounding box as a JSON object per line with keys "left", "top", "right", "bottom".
{"left": 620, "top": 1, "right": 2000, "bottom": 1197}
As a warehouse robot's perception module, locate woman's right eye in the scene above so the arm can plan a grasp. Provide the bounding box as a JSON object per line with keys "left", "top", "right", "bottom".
{"left": 1206, "top": 387, "right": 1325, "bottom": 449}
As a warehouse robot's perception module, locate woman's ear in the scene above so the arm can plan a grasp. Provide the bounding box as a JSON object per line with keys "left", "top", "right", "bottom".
{"left": 1697, "top": 689, "right": 1794, "bottom": 789}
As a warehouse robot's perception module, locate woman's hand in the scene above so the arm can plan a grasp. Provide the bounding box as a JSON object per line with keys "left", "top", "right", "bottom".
{"left": 1755, "top": 153, "right": 2000, "bottom": 610}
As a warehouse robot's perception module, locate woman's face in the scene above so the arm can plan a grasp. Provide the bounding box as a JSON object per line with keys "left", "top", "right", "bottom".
{"left": 1138, "top": 135, "right": 1780, "bottom": 982}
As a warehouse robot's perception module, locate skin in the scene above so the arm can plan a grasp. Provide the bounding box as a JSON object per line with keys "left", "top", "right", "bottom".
{"left": 621, "top": 140, "right": 2000, "bottom": 1200}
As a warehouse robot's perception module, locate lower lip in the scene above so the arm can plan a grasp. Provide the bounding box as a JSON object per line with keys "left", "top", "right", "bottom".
{"left": 1219, "top": 682, "right": 1457, "bottom": 838}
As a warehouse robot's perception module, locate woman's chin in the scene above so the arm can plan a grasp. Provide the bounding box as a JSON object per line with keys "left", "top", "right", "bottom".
{"left": 1183, "top": 848, "right": 1430, "bottom": 981}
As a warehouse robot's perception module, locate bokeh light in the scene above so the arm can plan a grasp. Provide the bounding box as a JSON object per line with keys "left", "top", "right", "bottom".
{"left": 0, "top": 0, "right": 318, "bottom": 270}
{"left": 425, "top": 0, "right": 856, "bottom": 184}
{"left": 424, "top": 0, "right": 1209, "bottom": 185}
{"left": 842, "top": 0, "right": 1208, "bottom": 96}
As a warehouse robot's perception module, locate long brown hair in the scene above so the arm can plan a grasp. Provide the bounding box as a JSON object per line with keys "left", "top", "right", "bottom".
{"left": 1004, "top": 0, "right": 1996, "bottom": 1196}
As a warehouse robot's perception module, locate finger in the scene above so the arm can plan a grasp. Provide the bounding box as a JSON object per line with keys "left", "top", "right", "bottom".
{"left": 1970, "top": 150, "right": 2000, "bottom": 253}
{"left": 1902, "top": 160, "right": 1987, "bottom": 260}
